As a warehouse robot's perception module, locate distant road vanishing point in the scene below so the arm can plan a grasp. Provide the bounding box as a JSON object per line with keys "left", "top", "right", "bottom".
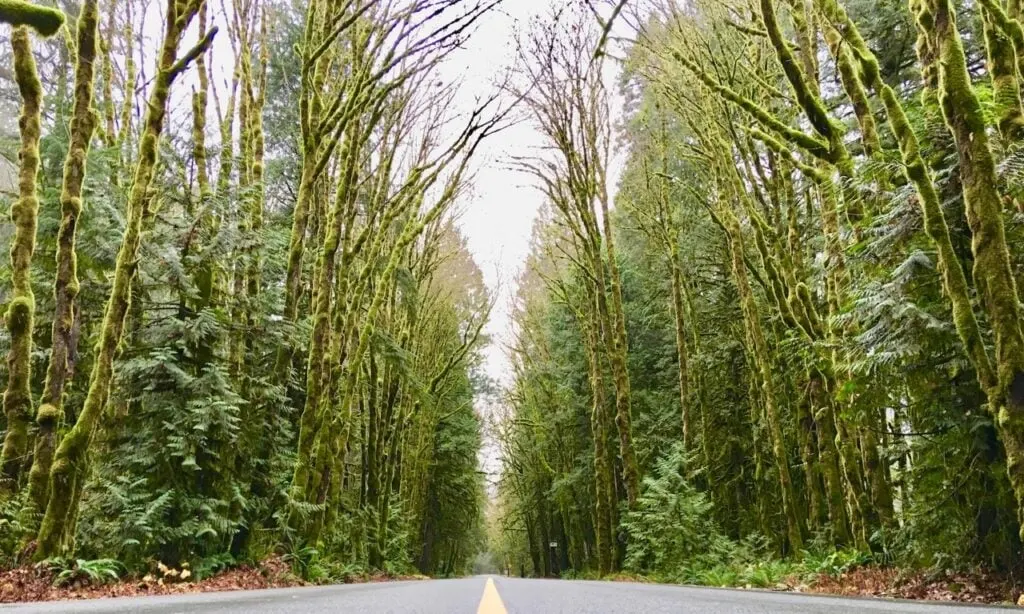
{"left": 0, "top": 577, "right": 1016, "bottom": 613}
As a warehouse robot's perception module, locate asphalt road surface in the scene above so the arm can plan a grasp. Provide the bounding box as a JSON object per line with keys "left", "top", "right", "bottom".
{"left": 1, "top": 577, "right": 1018, "bottom": 613}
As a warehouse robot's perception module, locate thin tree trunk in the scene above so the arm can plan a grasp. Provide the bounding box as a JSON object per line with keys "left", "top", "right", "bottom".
{"left": 0, "top": 25, "right": 44, "bottom": 493}
{"left": 35, "top": 3, "right": 215, "bottom": 556}
{"left": 25, "top": 0, "right": 100, "bottom": 516}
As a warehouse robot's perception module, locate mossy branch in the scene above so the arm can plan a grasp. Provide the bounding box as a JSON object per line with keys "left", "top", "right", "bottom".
{"left": 0, "top": 0, "right": 64, "bottom": 36}
{"left": 671, "top": 50, "right": 830, "bottom": 160}
{"left": 169, "top": 26, "right": 218, "bottom": 78}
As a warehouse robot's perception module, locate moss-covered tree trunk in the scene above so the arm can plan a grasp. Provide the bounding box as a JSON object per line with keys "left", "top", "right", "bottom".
{"left": 23, "top": 0, "right": 99, "bottom": 515}
{"left": 582, "top": 287, "right": 615, "bottom": 575}
{"left": 721, "top": 204, "right": 805, "bottom": 553}
{"left": 596, "top": 194, "right": 641, "bottom": 508}
{"left": 35, "top": 0, "right": 215, "bottom": 557}
{"left": 0, "top": 25, "right": 45, "bottom": 493}
{"left": 980, "top": 6, "right": 1024, "bottom": 143}
{"left": 912, "top": 0, "right": 1024, "bottom": 536}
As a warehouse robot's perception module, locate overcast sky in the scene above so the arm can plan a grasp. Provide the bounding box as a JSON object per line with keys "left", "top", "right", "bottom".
{"left": 443, "top": 1, "right": 549, "bottom": 390}
{"left": 445, "top": 0, "right": 627, "bottom": 391}
{"left": 439, "top": 1, "right": 631, "bottom": 490}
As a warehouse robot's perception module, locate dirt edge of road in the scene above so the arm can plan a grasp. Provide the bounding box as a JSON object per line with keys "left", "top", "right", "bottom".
{"left": 0, "top": 556, "right": 428, "bottom": 604}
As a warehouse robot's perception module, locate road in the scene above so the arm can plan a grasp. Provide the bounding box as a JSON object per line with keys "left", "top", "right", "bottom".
{"left": 0, "top": 577, "right": 1017, "bottom": 613}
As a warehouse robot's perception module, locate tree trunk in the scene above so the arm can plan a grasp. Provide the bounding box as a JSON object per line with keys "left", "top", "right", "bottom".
{"left": 24, "top": 0, "right": 100, "bottom": 516}
{"left": 0, "top": 25, "right": 43, "bottom": 494}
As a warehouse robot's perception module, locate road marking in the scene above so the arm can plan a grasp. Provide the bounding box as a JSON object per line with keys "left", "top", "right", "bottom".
{"left": 476, "top": 577, "right": 508, "bottom": 614}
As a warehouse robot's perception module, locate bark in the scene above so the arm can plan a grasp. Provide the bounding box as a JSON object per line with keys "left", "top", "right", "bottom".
{"left": 35, "top": 2, "right": 216, "bottom": 557}
{"left": 0, "top": 26, "right": 44, "bottom": 493}
{"left": 25, "top": 0, "right": 100, "bottom": 516}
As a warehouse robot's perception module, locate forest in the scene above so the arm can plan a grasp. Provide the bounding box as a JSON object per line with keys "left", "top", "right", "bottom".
{"left": 0, "top": 0, "right": 502, "bottom": 585}
{"left": 5, "top": 0, "right": 1024, "bottom": 602}
{"left": 493, "top": 0, "right": 1024, "bottom": 596}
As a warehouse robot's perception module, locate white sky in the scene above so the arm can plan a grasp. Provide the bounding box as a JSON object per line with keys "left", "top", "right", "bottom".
{"left": 443, "top": 1, "right": 551, "bottom": 390}
{"left": 446, "top": 0, "right": 627, "bottom": 390}
{"left": 440, "top": 1, "right": 630, "bottom": 491}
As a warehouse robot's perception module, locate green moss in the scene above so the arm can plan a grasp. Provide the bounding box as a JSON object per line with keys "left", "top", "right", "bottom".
{"left": 717, "top": 179, "right": 805, "bottom": 552}
{"left": 0, "top": 0, "right": 64, "bottom": 37}
{"left": 913, "top": 0, "right": 1024, "bottom": 538}
{"left": 25, "top": 0, "right": 100, "bottom": 519}
{"left": 980, "top": 6, "right": 1024, "bottom": 142}
{"left": 1, "top": 25, "right": 43, "bottom": 495}
{"left": 36, "top": 0, "right": 214, "bottom": 557}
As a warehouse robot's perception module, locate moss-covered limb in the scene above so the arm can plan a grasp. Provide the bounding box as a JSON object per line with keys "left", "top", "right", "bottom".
{"left": 976, "top": 0, "right": 1024, "bottom": 114}
{"left": 245, "top": 12, "right": 267, "bottom": 312}
{"left": 759, "top": 0, "right": 867, "bottom": 226}
{"left": 23, "top": 0, "right": 100, "bottom": 516}
{"left": 0, "top": 0, "right": 63, "bottom": 36}
{"left": 822, "top": 24, "right": 881, "bottom": 158}
{"left": 758, "top": 0, "right": 848, "bottom": 166}
{"left": 744, "top": 127, "right": 839, "bottom": 334}
{"left": 35, "top": 0, "right": 214, "bottom": 557}
{"left": 671, "top": 50, "right": 830, "bottom": 160}
{"left": 0, "top": 26, "right": 43, "bottom": 494}
{"left": 116, "top": 0, "right": 135, "bottom": 171}
{"left": 979, "top": 5, "right": 1024, "bottom": 143}
{"left": 785, "top": 0, "right": 819, "bottom": 91}
{"left": 191, "top": 1, "right": 209, "bottom": 199}
{"left": 99, "top": 0, "right": 116, "bottom": 147}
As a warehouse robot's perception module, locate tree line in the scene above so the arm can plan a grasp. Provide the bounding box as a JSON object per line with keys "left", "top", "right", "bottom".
{"left": 0, "top": 0, "right": 500, "bottom": 579}
{"left": 495, "top": 0, "right": 1024, "bottom": 581}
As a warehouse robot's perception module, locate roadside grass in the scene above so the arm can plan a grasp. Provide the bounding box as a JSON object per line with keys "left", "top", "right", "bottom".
{"left": 585, "top": 548, "right": 1020, "bottom": 605}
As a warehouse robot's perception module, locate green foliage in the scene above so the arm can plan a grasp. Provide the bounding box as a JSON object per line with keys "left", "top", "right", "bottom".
{"left": 496, "top": 0, "right": 1024, "bottom": 588}
{"left": 282, "top": 545, "right": 321, "bottom": 580}
{"left": 0, "top": 0, "right": 490, "bottom": 583}
{"left": 192, "top": 552, "right": 237, "bottom": 580}
{"left": 46, "top": 558, "right": 124, "bottom": 587}
{"left": 622, "top": 444, "right": 732, "bottom": 575}
{"left": 800, "top": 548, "right": 873, "bottom": 579}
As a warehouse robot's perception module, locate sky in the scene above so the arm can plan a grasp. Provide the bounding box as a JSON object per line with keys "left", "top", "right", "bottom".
{"left": 442, "top": 1, "right": 552, "bottom": 391}
{"left": 436, "top": 0, "right": 554, "bottom": 493}
{"left": 446, "top": 0, "right": 627, "bottom": 390}
{"left": 440, "top": 1, "right": 630, "bottom": 490}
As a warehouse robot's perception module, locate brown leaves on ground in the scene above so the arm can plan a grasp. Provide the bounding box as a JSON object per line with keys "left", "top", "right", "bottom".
{"left": 805, "top": 566, "right": 1022, "bottom": 605}
{"left": 0, "top": 556, "right": 304, "bottom": 603}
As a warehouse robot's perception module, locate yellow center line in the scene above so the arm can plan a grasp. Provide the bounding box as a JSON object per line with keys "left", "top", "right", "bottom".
{"left": 476, "top": 577, "right": 508, "bottom": 614}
